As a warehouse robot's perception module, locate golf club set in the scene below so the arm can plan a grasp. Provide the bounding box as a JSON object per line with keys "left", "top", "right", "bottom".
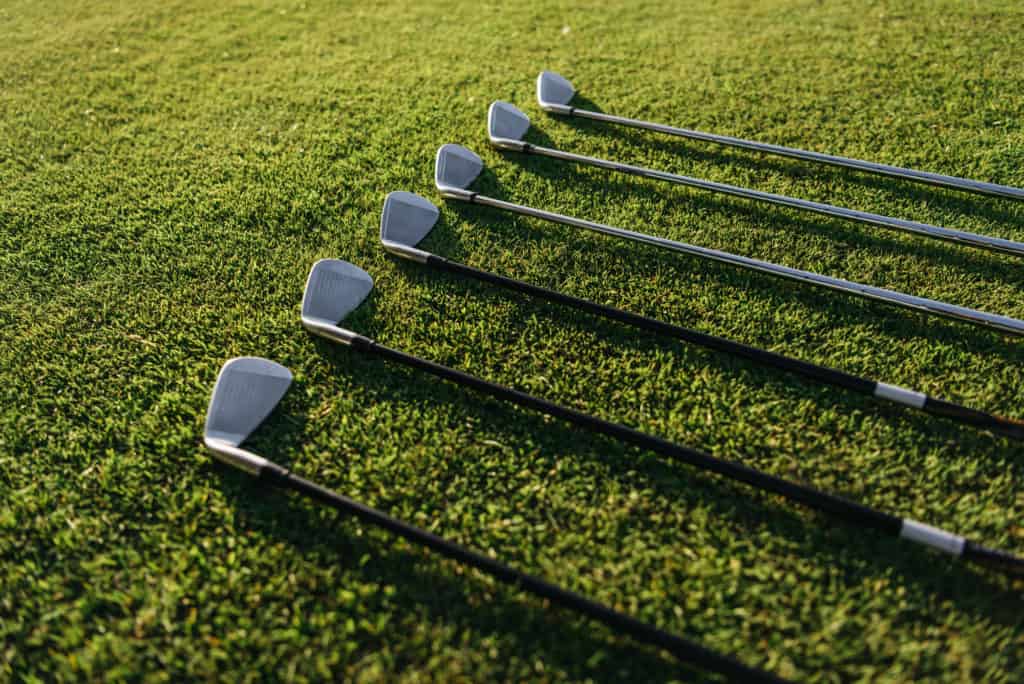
{"left": 204, "top": 72, "right": 1024, "bottom": 680}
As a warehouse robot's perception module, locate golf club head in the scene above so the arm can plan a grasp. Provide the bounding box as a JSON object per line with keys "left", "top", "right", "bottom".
{"left": 435, "top": 144, "right": 483, "bottom": 200}
{"left": 204, "top": 356, "right": 292, "bottom": 474}
{"left": 487, "top": 101, "right": 531, "bottom": 151}
{"left": 537, "top": 71, "right": 575, "bottom": 113}
{"left": 301, "top": 259, "right": 374, "bottom": 345}
{"left": 380, "top": 191, "right": 440, "bottom": 263}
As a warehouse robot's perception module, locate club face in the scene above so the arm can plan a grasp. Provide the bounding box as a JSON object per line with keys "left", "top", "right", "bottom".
{"left": 301, "top": 259, "right": 374, "bottom": 328}
{"left": 488, "top": 101, "right": 531, "bottom": 143}
{"left": 537, "top": 71, "right": 575, "bottom": 108}
{"left": 205, "top": 357, "right": 293, "bottom": 447}
{"left": 435, "top": 144, "right": 483, "bottom": 191}
{"left": 380, "top": 191, "right": 439, "bottom": 251}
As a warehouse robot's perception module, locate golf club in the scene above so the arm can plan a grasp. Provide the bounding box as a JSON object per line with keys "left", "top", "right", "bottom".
{"left": 433, "top": 143, "right": 1024, "bottom": 337}
{"left": 488, "top": 101, "right": 1024, "bottom": 258}
{"left": 536, "top": 70, "right": 1024, "bottom": 202}
{"left": 379, "top": 190, "right": 1024, "bottom": 441}
{"left": 301, "top": 258, "right": 1024, "bottom": 575}
{"left": 203, "top": 356, "right": 785, "bottom": 682}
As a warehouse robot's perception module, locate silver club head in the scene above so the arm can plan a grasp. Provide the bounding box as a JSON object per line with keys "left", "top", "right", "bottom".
{"left": 537, "top": 71, "right": 575, "bottom": 113}
{"left": 435, "top": 144, "right": 484, "bottom": 200}
{"left": 380, "top": 191, "right": 440, "bottom": 263}
{"left": 488, "top": 101, "right": 531, "bottom": 151}
{"left": 301, "top": 259, "right": 374, "bottom": 345}
{"left": 204, "top": 356, "right": 293, "bottom": 474}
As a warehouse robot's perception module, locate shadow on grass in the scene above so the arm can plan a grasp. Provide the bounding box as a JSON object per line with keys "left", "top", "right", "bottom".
{"left": 214, "top": 421, "right": 720, "bottom": 682}
{"left": 218, "top": 489, "right": 707, "bottom": 681}
{"left": 303, "top": 337, "right": 1022, "bottom": 616}
{"left": 387, "top": 256, "right": 1024, "bottom": 464}
{"left": 544, "top": 96, "right": 1024, "bottom": 231}
{"left": 203, "top": 322, "right": 1023, "bottom": 682}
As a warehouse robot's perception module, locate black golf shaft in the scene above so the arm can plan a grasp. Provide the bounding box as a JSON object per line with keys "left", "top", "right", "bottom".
{"left": 343, "top": 336, "right": 1024, "bottom": 575}
{"left": 422, "top": 255, "right": 1023, "bottom": 441}
{"left": 254, "top": 463, "right": 784, "bottom": 682}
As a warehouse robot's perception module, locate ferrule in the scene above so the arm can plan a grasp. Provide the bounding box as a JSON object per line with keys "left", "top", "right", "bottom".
{"left": 204, "top": 438, "right": 270, "bottom": 475}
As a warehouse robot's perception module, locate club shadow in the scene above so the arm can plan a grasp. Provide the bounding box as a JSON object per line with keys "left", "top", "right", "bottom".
{"left": 304, "top": 335, "right": 1023, "bottom": 621}
{"left": 386, "top": 257, "right": 1024, "bottom": 468}
{"left": 211, "top": 466, "right": 704, "bottom": 682}
{"left": 498, "top": 144, "right": 1024, "bottom": 285}
{"left": 549, "top": 95, "right": 1024, "bottom": 228}
{"left": 438, "top": 175, "right": 1024, "bottom": 357}
{"left": 215, "top": 372, "right": 732, "bottom": 681}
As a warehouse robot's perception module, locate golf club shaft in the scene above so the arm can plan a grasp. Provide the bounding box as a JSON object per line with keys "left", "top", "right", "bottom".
{"left": 453, "top": 192, "right": 1024, "bottom": 337}
{"left": 344, "top": 336, "right": 1023, "bottom": 574}
{"left": 254, "top": 463, "right": 780, "bottom": 682}
{"left": 562, "top": 107, "right": 1024, "bottom": 201}
{"left": 423, "top": 254, "right": 1023, "bottom": 440}
{"left": 513, "top": 143, "right": 1024, "bottom": 257}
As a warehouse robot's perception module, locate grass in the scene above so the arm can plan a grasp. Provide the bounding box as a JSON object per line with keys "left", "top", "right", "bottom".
{"left": 2, "top": 0, "right": 1023, "bottom": 680}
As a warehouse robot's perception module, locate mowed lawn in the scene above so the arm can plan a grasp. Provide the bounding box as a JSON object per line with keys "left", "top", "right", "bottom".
{"left": 2, "top": 0, "right": 1023, "bottom": 680}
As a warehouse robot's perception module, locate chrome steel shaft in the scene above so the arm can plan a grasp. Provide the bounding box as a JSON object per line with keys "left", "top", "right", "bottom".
{"left": 438, "top": 187, "right": 1024, "bottom": 336}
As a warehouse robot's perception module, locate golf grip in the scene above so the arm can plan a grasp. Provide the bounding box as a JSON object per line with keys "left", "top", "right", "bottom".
{"left": 257, "top": 466, "right": 787, "bottom": 682}
{"left": 350, "top": 338, "right": 1024, "bottom": 574}
{"left": 426, "top": 255, "right": 1024, "bottom": 441}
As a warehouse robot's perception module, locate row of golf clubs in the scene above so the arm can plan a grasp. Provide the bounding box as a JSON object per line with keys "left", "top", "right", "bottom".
{"left": 202, "top": 77, "right": 1023, "bottom": 677}
{"left": 386, "top": 189, "right": 1024, "bottom": 440}
{"left": 500, "top": 79, "right": 1024, "bottom": 319}
{"left": 438, "top": 142, "right": 1024, "bottom": 337}
{"left": 204, "top": 190, "right": 1022, "bottom": 681}
{"left": 492, "top": 97, "right": 1024, "bottom": 258}
{"left": 488, "top": 72, "right": 1024, "bottom": 333}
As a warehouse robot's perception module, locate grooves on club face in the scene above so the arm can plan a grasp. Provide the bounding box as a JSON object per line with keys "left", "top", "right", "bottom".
{"left": 205, "top": 357, "right": 292, "bottom": 446}
{"left": 204, "top": 356, "right": 292, "bottom": 473}
{"left": 301, "top": 259, "right": 374, "bottom": 345}
{"left": 380, "top": 190, "right": 440, "bottom": 263}
{"left": 488, "top": 101, "right": 532, "bottom": 151}
{"left": 537, "top": 70, "right": 576, "bottom": 112}
{"left": 435, "top": 143, "right": 483, "bottom": 199}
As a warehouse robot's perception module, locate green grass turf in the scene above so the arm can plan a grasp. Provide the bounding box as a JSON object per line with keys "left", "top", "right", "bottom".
{"left": 2, "top": 0, "right": 1023, "bottom": 680}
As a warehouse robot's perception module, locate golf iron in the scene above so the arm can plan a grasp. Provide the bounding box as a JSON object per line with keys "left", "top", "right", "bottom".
{"left": 203, "top": 356, "right": 786, "bottom": 682}
{"left": 433, "top": 143, "right": 1024, "bottom": 337}
{"left": 488, "top": 101, "right": 1024, "bottom": 258}
{"left": 536, "top": 70, "right": 1024, "bottom": 202}
{"left": 379, "top": 190, "right": 1024, "bottom": 441}
{"left": 301, "top": 258, "right": 1024, "bottom": 575}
